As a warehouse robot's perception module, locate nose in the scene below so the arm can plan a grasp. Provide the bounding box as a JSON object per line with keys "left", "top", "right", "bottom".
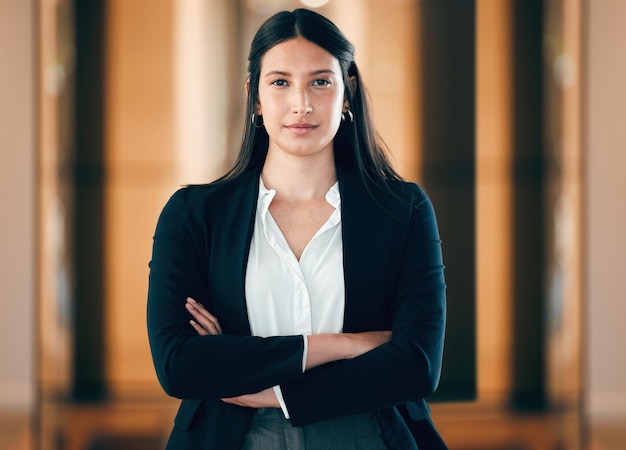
{"left": 291, "top": 88, "right": 312, "bottom": 115}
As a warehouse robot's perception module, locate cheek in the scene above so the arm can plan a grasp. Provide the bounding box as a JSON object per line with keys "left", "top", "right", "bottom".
{"left": 258, "top": 96, "right": 285, "bottom": 119}
{"left": 256, "top": 88, "right": 272, "bottom": 115}
{"left": 325, "top": 95, "right": 345, "bottom": 123}
{"left": 261, "top": 106, "right": 284, "bottom": 129}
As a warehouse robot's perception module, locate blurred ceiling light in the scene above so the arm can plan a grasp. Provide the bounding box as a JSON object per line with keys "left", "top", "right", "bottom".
{"left": 553, "top": 54, "right": 576, "bottom": 89}
{"left": 300, "top": 0, "right": 330, "bottom": 8}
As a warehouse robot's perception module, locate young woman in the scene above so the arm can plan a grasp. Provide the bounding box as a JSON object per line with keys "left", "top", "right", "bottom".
{"left": 147, "top": 8, "right": 447, "bottom": 449}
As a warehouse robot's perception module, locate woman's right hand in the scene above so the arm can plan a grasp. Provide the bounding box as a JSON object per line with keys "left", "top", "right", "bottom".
{"left": 185, "top": 297, "right": 222, "bottom": 335}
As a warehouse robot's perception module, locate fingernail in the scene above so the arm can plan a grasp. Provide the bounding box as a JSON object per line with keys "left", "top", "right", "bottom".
{"left": 187, "top": 297, "right": 196, "bottom": 303}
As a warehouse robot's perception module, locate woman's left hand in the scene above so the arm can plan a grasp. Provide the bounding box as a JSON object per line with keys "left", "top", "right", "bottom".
{"left": 221, "top": 387, "right": 280, "bottom": 408}
{"left": 185, "top": 297, "right": 222, "bottom": 335}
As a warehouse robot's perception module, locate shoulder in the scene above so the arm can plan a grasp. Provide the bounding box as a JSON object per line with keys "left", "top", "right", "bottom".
{"left": 158, "top": 170, "right": 259, "bottom": 230}
{"left": 165, "top": 170, "right": 259, "bottom": 211}
{"left": 337, "top": 163, "right": 431, "bottom": 211}
{"left": 366, "top": 179, "right": 434, "bottom": 221}
{"left": 387, "top": 179, "right": 430, "bottom": 204}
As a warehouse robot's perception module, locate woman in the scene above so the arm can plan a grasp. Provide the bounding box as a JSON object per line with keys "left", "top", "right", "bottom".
{"left": 148, "top": 8, "right": 447, "bottom": 449}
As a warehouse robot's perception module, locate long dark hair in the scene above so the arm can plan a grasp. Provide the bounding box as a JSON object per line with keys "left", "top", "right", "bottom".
{"left": 217, "top": 8, "right": 402, "bottom": 192}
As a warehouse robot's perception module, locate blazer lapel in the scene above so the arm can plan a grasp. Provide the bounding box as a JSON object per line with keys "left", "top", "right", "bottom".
{"left": 206, "top": 169, "right": 260, "bottom": 336}
{"left": 337, "top": 164, "right": 401, "bottom": 332}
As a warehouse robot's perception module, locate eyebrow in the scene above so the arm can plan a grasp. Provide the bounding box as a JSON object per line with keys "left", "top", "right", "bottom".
{"left": 263, "top": 69, "right": 336, "bottom": 78}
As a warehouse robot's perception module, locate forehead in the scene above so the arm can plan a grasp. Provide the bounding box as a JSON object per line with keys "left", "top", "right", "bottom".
{"left": 261, "top": 37, "right": 341, "bottom": 74}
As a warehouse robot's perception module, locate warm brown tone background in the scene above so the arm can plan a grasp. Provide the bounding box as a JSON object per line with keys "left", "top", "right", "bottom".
{"left": 1, "top": 0, "right": 625, "bottom": 448}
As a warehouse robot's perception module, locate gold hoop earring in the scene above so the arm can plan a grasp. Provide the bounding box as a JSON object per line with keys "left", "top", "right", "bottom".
{"left": 251, "top": 111, "right": 264, "bottom": 128}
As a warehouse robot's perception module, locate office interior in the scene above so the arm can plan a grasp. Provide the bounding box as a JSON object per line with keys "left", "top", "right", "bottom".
{"left": 1, "top": 0, "right": 625, "bottom": 449}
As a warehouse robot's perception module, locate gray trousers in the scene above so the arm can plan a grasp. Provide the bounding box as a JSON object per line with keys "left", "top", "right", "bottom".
{"left": 241, "top": 408, "right": 388, "bottom": 450}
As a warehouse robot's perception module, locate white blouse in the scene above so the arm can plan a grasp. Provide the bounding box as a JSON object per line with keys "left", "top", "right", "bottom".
{"left": 245, "top": 177, "right": 345, "bottom": 417}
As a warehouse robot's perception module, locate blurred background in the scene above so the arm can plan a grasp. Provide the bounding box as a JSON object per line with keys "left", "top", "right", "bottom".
{"left": 1, "top": 0, "right": 624, "bottom": 448}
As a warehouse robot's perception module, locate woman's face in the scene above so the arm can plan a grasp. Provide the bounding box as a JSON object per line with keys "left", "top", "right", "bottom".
{"left": 256, "top": 37, "right": 346, "bottom": 162}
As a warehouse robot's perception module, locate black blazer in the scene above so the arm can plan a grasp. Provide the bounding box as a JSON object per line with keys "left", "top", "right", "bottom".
{"left": 147, "top": 163, "right": 447, "bottom": 449}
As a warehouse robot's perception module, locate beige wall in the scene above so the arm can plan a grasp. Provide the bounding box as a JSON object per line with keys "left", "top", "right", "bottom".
{"left": 585, "top": 0, "right": 626, "bottom": 420}
{"left": 0, "top": 0, "right": 36, "bottom": 410}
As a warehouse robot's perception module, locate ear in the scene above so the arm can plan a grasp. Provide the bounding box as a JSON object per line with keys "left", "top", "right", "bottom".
{"left": 343, "top": 75, "right": 357, "bottom": 111}
{"left": 348, "top": 75, "right": 357, "bottom": 93}
{"left": 245, "top": 78, "right": 262, "bottom": 115}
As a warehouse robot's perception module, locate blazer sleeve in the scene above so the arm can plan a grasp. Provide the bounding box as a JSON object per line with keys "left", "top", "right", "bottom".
{"left": 147, "top": 188, "right": 305, "bottom": 399}
{"left": 280, "top": 185, "right": 446, "bottom": 426}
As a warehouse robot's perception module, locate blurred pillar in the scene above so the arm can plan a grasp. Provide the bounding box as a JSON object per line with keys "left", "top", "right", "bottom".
{"left": 104, "top": 0, "right": 176, "bottom": 394}
{"left": 173, "top": 0, "right": 242, "bottom": 184}
{"left": 544, "top": 0, "right": 583, "bottom": 413}
{"left": 419, "top": 0, "right": 476, "bottom": 401}
{"left": 510, "top": 0, "right": 547, "bottom": 410}
{"left": 476, "top": 0, "right": 514, "bottom": 403}
{"left": 0, "top": 0, "right": 37, "bottom": 411}
{"left": 72, "top": 0, "right": 107, "bottom": 400}
{"left": 38, "top": 0, "right": 76, "bottom": 402}
{"left": 585, "top": 0, "right": 626, "bottom": 427}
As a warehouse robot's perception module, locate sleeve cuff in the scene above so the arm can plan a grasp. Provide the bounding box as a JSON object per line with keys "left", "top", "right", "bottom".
{"left": 302, "top": 334, "right": 308, "bottom": 373}
{"left": 274, "top": 335, "right": 306, "bottom": 420}
{"left": 273, "top": 385, "right": 291, "bottom": 419}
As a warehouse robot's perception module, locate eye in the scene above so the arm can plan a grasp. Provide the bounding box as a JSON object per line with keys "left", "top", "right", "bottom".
{"left": 312, "top": 79, "right": 332, "bottom": 87}
{"left": 270, "top": 79, "right": 288, "bottom": 86}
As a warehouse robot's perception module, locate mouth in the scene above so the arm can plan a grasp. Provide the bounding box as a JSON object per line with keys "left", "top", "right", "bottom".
{"left": 285, "top": 123, "right": 318, "bottom": 135}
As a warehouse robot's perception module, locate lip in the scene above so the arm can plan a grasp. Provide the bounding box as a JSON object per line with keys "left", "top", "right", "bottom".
{"left": 285, "top": 122, "right": 318, "bottom": 135}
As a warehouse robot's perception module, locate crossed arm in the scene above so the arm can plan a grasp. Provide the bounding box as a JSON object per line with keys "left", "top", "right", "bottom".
{"left": 185, "top": 296, "right": 392, "bottom": 408}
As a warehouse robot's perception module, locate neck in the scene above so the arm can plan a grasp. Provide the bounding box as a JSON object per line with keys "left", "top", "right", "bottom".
{"left": 261, "top": 149, "right": 337, "bottom": 202}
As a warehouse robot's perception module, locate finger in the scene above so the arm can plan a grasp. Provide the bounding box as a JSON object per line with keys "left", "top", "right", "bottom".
{"left": 185, "top": 303, "right": 219, "bottom": 333}
{"left": 186, "top": 304, "right": 221, "bottom": 335}
{"left": 185, "top": 299, "right": 217, "bottom": 325}
{"left": 189, "top": 319, "right": 208, "bottom": 336}
{"left": 187, "top": 298, "right": 223, "bottom": 334}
